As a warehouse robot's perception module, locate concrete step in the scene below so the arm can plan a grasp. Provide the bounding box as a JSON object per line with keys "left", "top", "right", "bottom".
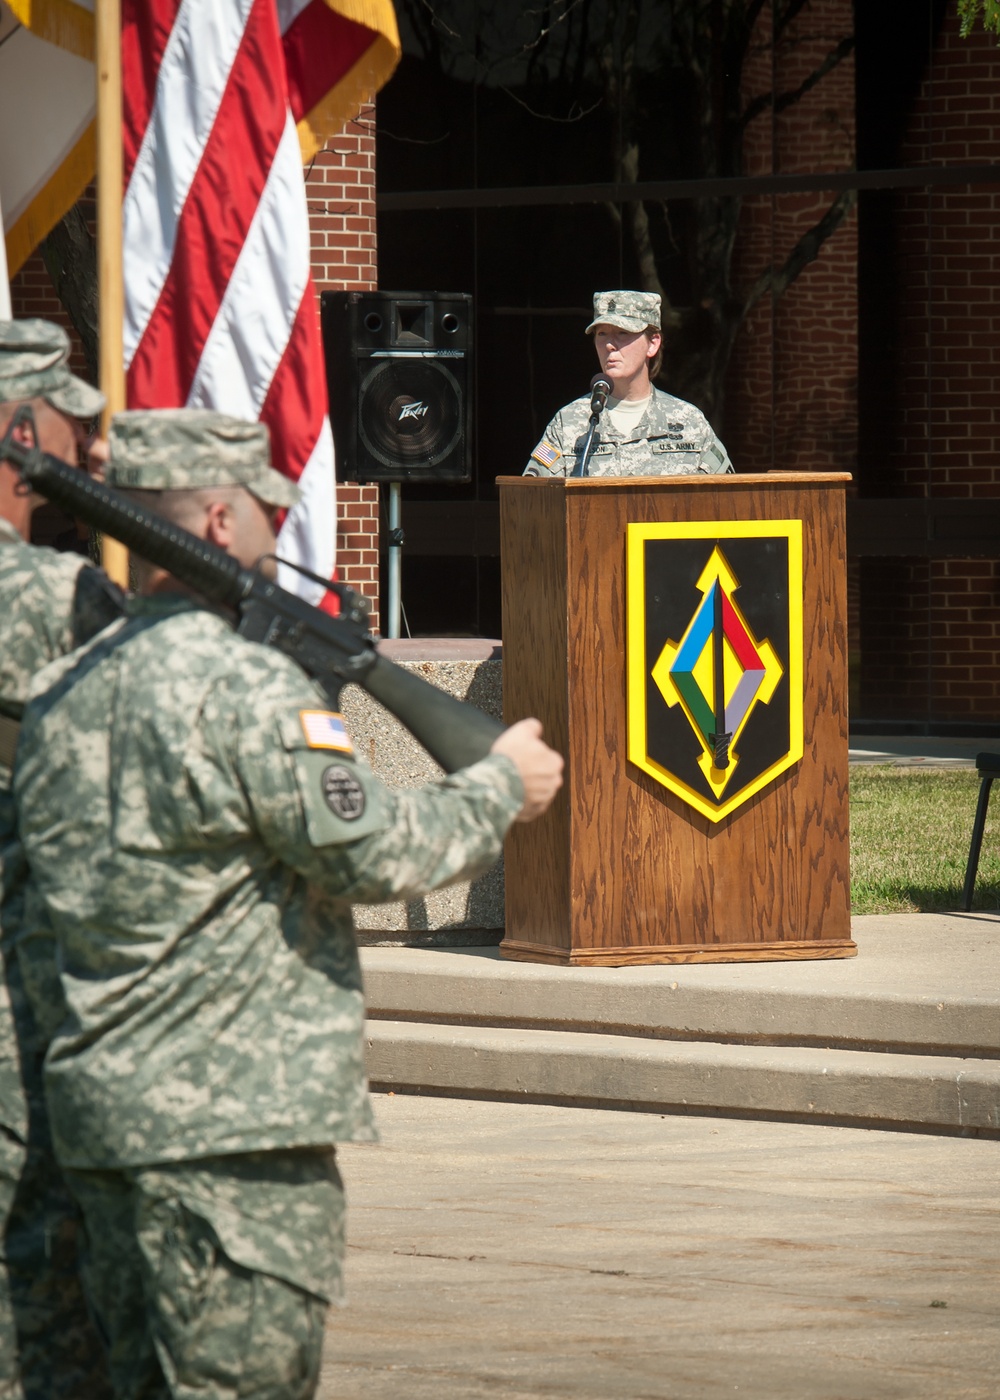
{"left": 363, "top": 1020, "right": 999, "bottom": 1133}
{"left": 360, "top": 913, "right": 1000, "bottom": 1134}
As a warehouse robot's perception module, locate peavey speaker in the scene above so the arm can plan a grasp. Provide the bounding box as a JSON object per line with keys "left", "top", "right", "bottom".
{"left": 321, "top": 290, "right": 473, "bottom": 483}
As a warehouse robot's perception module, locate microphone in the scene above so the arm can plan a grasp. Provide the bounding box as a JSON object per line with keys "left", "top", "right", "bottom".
{"left": 590, "top": 373, "right": 612, "bottom": 416}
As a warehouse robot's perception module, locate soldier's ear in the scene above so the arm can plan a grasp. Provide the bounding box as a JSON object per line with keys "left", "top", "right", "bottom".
{"left": 203, "top": 498, "right": 234, "bottom": 551}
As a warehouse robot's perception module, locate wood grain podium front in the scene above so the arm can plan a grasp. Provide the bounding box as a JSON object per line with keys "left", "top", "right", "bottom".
{"left": 497, "top": 473, "right": 856, "bottom": 965}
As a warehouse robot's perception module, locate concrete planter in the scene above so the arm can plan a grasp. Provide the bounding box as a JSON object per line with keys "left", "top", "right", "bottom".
{"left": 341, "top": 639, "right": 505, "bottom": 945}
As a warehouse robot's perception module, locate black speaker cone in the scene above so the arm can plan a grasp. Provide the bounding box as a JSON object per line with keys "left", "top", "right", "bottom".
{"left": 358, "top": 359, "right": 463, "bottom": 469}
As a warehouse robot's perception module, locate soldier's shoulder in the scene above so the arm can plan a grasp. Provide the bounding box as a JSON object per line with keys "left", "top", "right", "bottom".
{"left": 556, "top": 393, "right": 592, "bottom": 424}
{"left": 0, "top": 538, "right": 89, "bottom": 592}
{"left": 178, "top": 612, "right": 326, "bottom": 720}
{"left": 649, "top": 387, "right": 710, "bottom": 427}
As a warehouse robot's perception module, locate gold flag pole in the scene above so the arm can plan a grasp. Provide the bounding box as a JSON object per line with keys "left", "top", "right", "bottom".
{"left": 96, "top": 0, "right": 128, "bottom": 586}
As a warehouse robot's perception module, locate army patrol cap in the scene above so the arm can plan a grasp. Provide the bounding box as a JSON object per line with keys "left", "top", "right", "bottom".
{"left": 106, "top": 409, "right": 301, "bottom": 508}
{"left": 585, "top": 290, "right": 661, "bottom": 335}
{"left": 0, "top": 317, "right": 105, "bottom": 418}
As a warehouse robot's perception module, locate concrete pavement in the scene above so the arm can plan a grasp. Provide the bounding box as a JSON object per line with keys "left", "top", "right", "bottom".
{"left": 317, "top": 740, "right": 1000, "bottom": 1394}
{"left": 322, "top": 1094, "right": 999, "bottom": 1400}
{"left": 848, "top": 737, "right": 992, "bottom": 767}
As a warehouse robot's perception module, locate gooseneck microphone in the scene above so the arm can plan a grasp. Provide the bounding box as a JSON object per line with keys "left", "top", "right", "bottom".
{"left": 572, "top": 374, "right": 614, "bottom": 477}
{"left": 590, "top": 373, "right": 613, "bottom": 415}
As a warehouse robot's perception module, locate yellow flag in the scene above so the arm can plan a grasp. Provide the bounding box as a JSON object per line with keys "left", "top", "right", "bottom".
{"left": 0, "top": 1, "right": 96, "bottom": 278}
{"left": 0, "top": 184, "right": 10, "bottom": 317}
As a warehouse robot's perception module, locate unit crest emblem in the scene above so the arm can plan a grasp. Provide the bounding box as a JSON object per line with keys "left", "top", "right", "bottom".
{"left": 626, "top": 521, "right": 804, "bottom": 822}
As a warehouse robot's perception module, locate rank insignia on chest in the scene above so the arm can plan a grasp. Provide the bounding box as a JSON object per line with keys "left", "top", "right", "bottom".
{"left": 625, "top": 520, "right": 804, "bottom": 822}
{"left": 299, "top": 710, "right": 353, "bottom": 753}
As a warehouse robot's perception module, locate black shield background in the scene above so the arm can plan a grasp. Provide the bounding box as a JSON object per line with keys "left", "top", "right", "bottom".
{"left": 641, "top": 536, "right": 792, "bottom": 810}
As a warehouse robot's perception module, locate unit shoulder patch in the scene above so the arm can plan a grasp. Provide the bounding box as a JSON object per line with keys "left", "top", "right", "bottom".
{"left": 321, "top": 765, "right": 366, "bottom": 821}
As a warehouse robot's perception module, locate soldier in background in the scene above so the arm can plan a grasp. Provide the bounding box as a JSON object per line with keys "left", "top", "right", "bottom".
{"left": 14, "top": 408, "right": 563, "bottom": 1400}
{"left": 524, "top": 290, "right": 733, "bottom": 478}
{"left": 0, "top": 319, "right": 119, "bottom": 1399}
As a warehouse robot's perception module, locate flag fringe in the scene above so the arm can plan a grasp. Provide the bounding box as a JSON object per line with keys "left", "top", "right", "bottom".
{"left": 7, "top": 0, "right": 95, "bottom": 60}
{"left": 4, "top": 120, "right": 95, "bottom": 277}
{"left": 296, "top": 0, "right": 400, "bottom": 162}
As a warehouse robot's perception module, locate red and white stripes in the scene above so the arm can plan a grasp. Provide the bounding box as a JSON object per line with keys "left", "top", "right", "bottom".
{"left": 120, "top": 0, "right": 398, "bottom": 608}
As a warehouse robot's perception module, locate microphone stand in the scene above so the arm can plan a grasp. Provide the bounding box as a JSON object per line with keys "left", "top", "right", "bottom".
{"left": 571, "top": 416, "right": 600, "bottom": 478}
{"left": 571, "top": 375, "right": 612, "bottom": 478}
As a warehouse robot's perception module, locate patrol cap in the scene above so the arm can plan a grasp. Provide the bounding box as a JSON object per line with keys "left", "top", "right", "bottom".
{"left": 585, "top": 290, "right": 661, "bottom": 335}
{"left": 106, "top": 409, "right": 301, "bottom": 508}
{"left": 0, "top": 317, "right": 105, "bottom": 419}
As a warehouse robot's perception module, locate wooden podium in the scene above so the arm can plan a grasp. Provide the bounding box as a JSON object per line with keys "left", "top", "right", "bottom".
{"left": 498, "top": 473, "right": 856, "bottom": 965}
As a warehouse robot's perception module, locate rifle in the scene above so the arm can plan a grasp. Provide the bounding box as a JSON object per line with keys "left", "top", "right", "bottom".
{"left": 0, "top": 407, "right": 504, "bottom": 773}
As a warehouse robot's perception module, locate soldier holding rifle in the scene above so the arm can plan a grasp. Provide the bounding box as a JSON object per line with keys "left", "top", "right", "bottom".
{"left": 11, "top": 408, "right": 562, "bottom": 1399}
{"left": 0, "top": 319, "right": 118, "bottom": 1400}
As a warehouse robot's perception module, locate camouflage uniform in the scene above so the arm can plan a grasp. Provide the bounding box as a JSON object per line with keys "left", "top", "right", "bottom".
{"left": 14, "top": 410, "right": 526, "bottom": 1399}
{"left": 524, "top": 385, "right": 732, "bottom": 478}
{"left": 0, "top": 321, "right": 118, "bottom": 1400}
{"left": 524, "top": 289, "right": 733, "bottom": 478}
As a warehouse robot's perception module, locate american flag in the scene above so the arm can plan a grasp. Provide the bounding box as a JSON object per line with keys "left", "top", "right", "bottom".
{"left": 120, "top": 0, "right": 398, "bottom": 608}
{"left": 299, "top": 708, "right": 352, "bottom": 751}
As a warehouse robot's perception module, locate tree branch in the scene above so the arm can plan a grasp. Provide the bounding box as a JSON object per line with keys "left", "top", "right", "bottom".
{"left": 742, "top": 186, "right": 858, "bottom": 317}
{"left": 775, "top": 0, "right": 812, "bottom": 38}
{"left": 518, "top": 0, "right": 588, "bottom": 53}
{"left": 742, "top": 33, "right": 855, "bottom": 128}
{"left": 774, "top": 34, "right": 855, "bottom": 114}
{"left": 498, "top": 85, "right": 602, "bottom": 121}
{"left": 746, "top": 0, "right": 769, "bottom": 35}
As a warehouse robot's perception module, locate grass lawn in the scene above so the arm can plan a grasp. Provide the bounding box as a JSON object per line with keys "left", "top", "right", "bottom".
{"left": 849, "top": 766, "right": 1000, "bottom": 915}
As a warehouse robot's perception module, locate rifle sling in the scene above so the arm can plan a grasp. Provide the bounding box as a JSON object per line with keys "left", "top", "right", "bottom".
{"left": 0, "top": 714, "right": 20, "bottom": 770}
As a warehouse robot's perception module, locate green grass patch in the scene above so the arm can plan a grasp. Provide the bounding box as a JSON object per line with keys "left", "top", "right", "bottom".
{"left": 849, "top": 767, "right": 1000, "bottom": 915}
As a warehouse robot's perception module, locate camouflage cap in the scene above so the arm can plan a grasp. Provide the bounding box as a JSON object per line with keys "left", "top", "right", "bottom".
{"left": 0, "top": 317, "right": 105, "bottom": 418}
{"left": 585, "top": 290, "right": 661, "bottom": 335}
{"left": 105, "top": 409, "right": 301, "bottom": 508}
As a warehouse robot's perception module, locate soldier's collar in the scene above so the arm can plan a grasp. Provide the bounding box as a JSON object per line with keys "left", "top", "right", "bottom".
{"left": 125, "top": 593, "right": 225, "bottom": 621}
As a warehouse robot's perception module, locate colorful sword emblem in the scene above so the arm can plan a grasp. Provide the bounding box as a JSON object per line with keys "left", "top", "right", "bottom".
{"left": 650, "top": 546, "right": 782, "bottom": 797}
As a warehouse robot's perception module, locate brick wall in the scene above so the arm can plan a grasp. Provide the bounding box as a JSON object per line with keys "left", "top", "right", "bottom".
{"left": 9, "top": 189, "right": 93, "bottom": 381}
{"left": 9, "top": 110, "right": 383, "bottom": 630}
{"left": 726, "top": 0, "right": 861, "bottom": 703}
{"left": 857, "top": 9, "right": 1000, "bottom": 724}
{"left": 726, "top": 0, "right": 858, "bottom": 477}
{"left": 305, "top": 106, "right": 381, "bottom": 629}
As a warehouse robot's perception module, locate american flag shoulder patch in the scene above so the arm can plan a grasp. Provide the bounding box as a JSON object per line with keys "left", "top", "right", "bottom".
{"left": 532, "top": 440, "right": 561, "bottom": 468}
{"left": 299, "top": 710, "right": 353, "bottom": 753}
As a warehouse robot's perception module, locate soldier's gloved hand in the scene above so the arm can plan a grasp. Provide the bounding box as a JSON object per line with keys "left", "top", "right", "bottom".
{"left": 490, "top": 718, "right": 564, "bottom": 822}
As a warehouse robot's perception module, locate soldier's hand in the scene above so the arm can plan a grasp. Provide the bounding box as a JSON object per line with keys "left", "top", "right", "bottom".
{"left": 84, "top": 434, "right": 110, "bottom": 480}
{"left": 490, "top": 718, "right": 563, "bottom": 822}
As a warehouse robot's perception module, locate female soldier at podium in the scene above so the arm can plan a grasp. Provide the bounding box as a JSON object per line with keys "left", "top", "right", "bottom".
{"left": 523, "top": 290, "right": 733, "bottom": 479}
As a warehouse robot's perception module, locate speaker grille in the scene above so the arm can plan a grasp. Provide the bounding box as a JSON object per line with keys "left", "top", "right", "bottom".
{"left": 358, "top": 358, "right": 464, "bottom": 470}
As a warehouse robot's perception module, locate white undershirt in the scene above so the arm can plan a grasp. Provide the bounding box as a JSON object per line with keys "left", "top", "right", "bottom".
{"left": 605, "top": 393, "right": 650, "bottom": 436}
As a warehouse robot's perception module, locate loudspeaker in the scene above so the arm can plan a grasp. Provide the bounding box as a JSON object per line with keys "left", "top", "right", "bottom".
{"left": 321, "top": 290, "right": 473, "bottom": 483}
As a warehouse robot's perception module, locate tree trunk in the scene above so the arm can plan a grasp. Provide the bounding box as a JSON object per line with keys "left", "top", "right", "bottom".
{"left": 41, "top": 207, "right": 99, "bottom": 385}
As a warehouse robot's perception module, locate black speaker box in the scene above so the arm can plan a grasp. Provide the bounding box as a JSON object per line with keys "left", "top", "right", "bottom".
{"left": 321, "top": 290, "right": 473, "bottom": 483}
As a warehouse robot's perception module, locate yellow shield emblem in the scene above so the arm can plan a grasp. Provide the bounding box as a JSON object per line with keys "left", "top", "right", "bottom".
{"left": 627, "top": 520, "right": 804, "bottom": 822}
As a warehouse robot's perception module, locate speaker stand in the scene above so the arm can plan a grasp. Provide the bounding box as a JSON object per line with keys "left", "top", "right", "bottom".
{"left": 386, "top": 481, "right": 403, "bottom": 639}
